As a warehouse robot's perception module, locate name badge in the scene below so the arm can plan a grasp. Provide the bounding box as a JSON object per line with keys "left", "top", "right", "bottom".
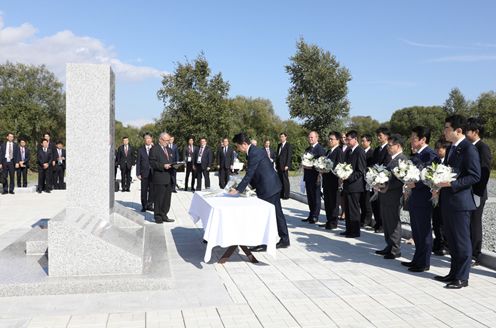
{"left": 187, "top": 156, "right": 192, "bottom": 162}
{"left": 197, "top": 156, "right": 202, "bottom": 163}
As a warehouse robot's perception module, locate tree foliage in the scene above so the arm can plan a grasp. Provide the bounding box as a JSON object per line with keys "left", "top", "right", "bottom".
{"left": 286, "top": 38, "right": 351, "bottom": 136}
{"left": 156, "top": 53, "right": 231, "bottom": 150}
{"left": 389, "top": 106, "right": 445, "bottom": 143}
{"left": 443, "top": 87, "right": 470, "bottom": 116}
{"left": 348, "top": 116, "right": 380, "bottom": 138}
{"left": 0, "top": 62, "right": 65, "bottom": 147}
{"left": 471, "top": 91, "right": 496, "bottom": 138}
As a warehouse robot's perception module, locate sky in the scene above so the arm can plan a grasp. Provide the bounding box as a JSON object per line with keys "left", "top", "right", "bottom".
{"left": 1, "top": 0, "right": 495, "bottom": 127}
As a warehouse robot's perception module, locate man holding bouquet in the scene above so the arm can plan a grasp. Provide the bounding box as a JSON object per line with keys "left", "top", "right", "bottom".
{"left": 434, "top": 115, "right": 481, "bottom": 289}
{"left": 402, "top": 126, "right": 438, "bottom": 272}
{"left": 302, "top": 131, "right": 326, "bottom": 224}
{"left": 322, "top": 132, "right": 344, "bottom": 230}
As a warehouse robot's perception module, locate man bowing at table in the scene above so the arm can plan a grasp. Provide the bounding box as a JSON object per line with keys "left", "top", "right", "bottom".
{"left": 228, "top": 133, "right": 290, "bottom": 251}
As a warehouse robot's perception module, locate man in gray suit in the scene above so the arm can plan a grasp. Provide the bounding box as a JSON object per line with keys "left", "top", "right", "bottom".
{"left": 375, "top": 134, "right": 408, "bottom": 259}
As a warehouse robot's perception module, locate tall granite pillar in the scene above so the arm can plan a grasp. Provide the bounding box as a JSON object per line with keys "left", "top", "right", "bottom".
{"left": 66, "top": 63, "right": 115, "bottom": 220}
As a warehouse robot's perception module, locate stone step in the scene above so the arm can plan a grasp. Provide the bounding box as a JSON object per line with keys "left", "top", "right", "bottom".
{"left": 25, "top": 227, "right": 48, "bottom": 256}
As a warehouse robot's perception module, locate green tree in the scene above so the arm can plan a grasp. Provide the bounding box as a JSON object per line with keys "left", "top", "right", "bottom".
{"left": 472, "top": 91, "right": 496, "bottom": 138}
{"left": 443, "top": 87, "right": 470, "bottom": 116}
{"left": 389, "top": 106, "right": 445, "bottom": 143}
{"left": 0, "top": 62, "right": 65, "bottom": 148}
{"left": 156, "top": 53, "right": 231, "bottom": 151}
{"left": 348, "top": 116, "right": 380, "bottom": 138}
{"left": 286, "top": 38, "right": 352, "bottom": 136}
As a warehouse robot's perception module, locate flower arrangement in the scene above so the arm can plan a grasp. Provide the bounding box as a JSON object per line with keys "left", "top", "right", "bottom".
{"left": 333, "top": 163, "right": 353, "bottom": 180}
{"left": 301, "top": 152, "right": 315, "bottom": 168}
{"left": 420, "top": 162, "right": 457, "bottom": 206}
{"left": 365, "top": 164, "right": 391, "bottom": 190}
{"left": 392, "top": 160, "right": 421, "bottom": 184}
{"left": 314, "top": 157, "right": 334, "bottom": 173}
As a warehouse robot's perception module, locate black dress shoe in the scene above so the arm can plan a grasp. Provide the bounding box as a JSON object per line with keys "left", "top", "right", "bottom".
{"left": 471, "top": 260, "right": 481, "bottom": 267}
{"left": 276, "top": 241, "right": 290, "bottom": 249}
{"left": 445, "top": 280, "right": 468, "bottom": 289}
{"left": 309, "top": 217, "right": 319, "bottom": 224}
{"left": 164, "top": 217, "right": 175, "bottom": 222}
{"left": 44, "top": 190, "right": 51, "bottom": 193}
{"left": 434, "top": 274, "right": 455, "bottom": 282}
{"left": 155, "top": 220, "right": 163, "bottom": 224}
{"left": 140, "top": 208, "right": 146, "bottom": 212}
{"left": 9, "top": 191, "right": 14, "bottom": 194}
{"left": 249, "top": 245, "right": 267, "bottom": 252}
{"left": 339, "top": 231, "right": 349, "bottom": 236}
{"left": 345, "top": 234, "right": 360, "bottom": 238}
{"left": 433, "top": 249, "right": 447, "bottom": 256}
{"left": 147, "top": 207, "right": 155, "bottom": 212}
{"left": 408, "top": 266, "right": 430, "bottom": 272}
{"left": 374, "top": 227, "right": 384, "bottom": 233}
{"left": 37, "top": 190, "right": 42, "bottom": 194}
{"left": 1, "top": 191, "right": 7, "bottom": 195}
{"left": 325, "top": 222, "right": 338, "bottom": 230}
{"left": 401, "top": 261, "right": 414, "bottom": 267}
{"left": 301, "top": 217, "right": 311, "bottom": 222}
{"left": 384, "top": 253, "right": 401, "bottom": 259}
{"left": 375, "top": 249, "right": 389, "bottom": 255}
{"left": 172, "top": 190, "right": 177, "bottom": 193}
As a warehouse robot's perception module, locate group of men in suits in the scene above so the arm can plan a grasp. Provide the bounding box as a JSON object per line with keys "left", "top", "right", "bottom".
{"left": 36, "top": 134, "right": 66, "bottom": 193}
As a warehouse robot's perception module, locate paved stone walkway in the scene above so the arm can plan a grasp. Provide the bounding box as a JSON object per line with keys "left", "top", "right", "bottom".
{"left": 0, "top": 174, "right": 495, "bottom": 327}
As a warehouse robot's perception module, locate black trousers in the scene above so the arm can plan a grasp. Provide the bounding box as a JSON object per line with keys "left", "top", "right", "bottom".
{"left": 54, "top": 165, "right": 65, "bottom": 189}
{"left": 442, "top": 208, "right": 472, "bottom": 281}
{"left": 261, "top": 192, "right": 289, "bottom": 243}
{"left": 470, "top": 197, "right": 486, "bottom": 261}
{"left": 154, "top": 183, "right": 172, "bottom": 222}
{"left": 305, "top": 178, "right": 321, "bottom": 219}
{"left": 16, "top": 167, "right": 28, "bottom": 187}
{"left": 277, "top": 169, "right": 290, "bottom": 199}
{"left": 170, "top": 168, "right": 177, "bottom": 191}
{"left": 218, "top": 167, "right": 230, "bottom": 189}
{"left": 196, "top": 168, "right": 210, "bottom": 190}
{"left": 410, "top": 206, "right": 433, "bottom": 267}
{"left": 37, "top": 167, "right": 49, "bottom": 191}
{"left": 323, "top": 185, "right": 340, "bottom": 225}
{"left": 371, "top": 198, "right": 382, "bottom": 229}
{"left": 140, "top": 177, "right": 154, "bottom": 209}
{"left": 120, "top": 166, "right": 132, "bottom": 190}
{"left": 432, "top": 204, "right": 447, "bottom": 252}
{"left": 345, "top": 191, "right": 362, "bottom": 236}
{"left": 185, "top": 162, "right": 195, "bottom": 190}
{"left": 2, "top": 161, "right": 15, "bottom": 192}
{"left": 46, "top": 164, "right": 55, "bottom": 189}
{"left": 380, "top": 199, "right": 402, "bottom": 255}
{"left": 360, "top": 190, "right": 373, "bottom": 226}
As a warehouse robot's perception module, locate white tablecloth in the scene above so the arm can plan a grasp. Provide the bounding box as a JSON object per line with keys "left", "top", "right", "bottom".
{"left": 188, "top": 192, "right": 278, "bottom": 262}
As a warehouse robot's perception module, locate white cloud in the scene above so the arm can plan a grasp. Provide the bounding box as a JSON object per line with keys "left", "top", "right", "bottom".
{"left": 0, "top": 15, "right": 167, "bottom": 81}
{"left": 429, "top": 55, "right": 496, "bottom": 63}
{"left": 400, "top": 38, "right": 455, "bottom": 49}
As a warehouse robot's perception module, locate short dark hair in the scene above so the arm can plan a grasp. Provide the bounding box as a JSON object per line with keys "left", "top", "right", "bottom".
{"left": 435, "top": 139, "right": 451, "bottom": 150}
{"left": 389, "top": 134, "right": 404, "bottom": 147}
{"left": 19, "top": 138, "right": 27, "bottom": 143}
{"left": 466, "top": 117, "right": 485, "bottom": 138}
{"left": 445, "top": 115, "right": 467, "bottom": 134}
{"left": 361, "top": 134, "right": 372, "bottom": 142}
{"left": 232, "top": 133, "right": 251, "bottom": 145}
{"left": 411, "top": 126, "right": 431, "bottom": 144}
{"left": 44, "top": 132, "right": 51, "bottom": 137}
{"left": 56, "top": 141, "right": 64, "bottom": 145}
{"left": 187, "top": 135, "right": 195, "bottom": 141}
{"left": 346, "top": 130, "right": 358, "bottom": 139}
{"left": 41, "top": 138, "right": 48, "bottom": 143}
{"left": 6, "top": 132, "right": 14, "bottom": 137}
{"left": 279, "top": 132, "right": 288, "bottom": 137}
{"left": 200, "top": 137, "right": 207, "bottom": 141}
{"left": 375, "top": 127, "right": 390, "bottom": 137}
{"left": 143, "top": 132, "right": 152, "bottom": 138}
{"left": 122, "top": 136, "right": 129, "bottom": 140}
{"left": 328, "top": 131, "right": 341, "bottom": 140}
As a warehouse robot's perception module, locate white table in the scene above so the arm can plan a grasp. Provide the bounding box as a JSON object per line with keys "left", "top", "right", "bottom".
{"left": 188, "top": 192, "right": 279, "bottom": 263}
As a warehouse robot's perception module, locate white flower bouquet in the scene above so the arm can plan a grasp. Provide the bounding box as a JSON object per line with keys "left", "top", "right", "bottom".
{"left": 420, "top": 162, "right": 457, "bottom": 206}
{"left": 365, "top": 164, "right": 391, "bottom": 190}
{"left": 314, "top": 157, "right": 334, "bottom": 173}
{"left": 333, "top": 163, "right": 353, "bottom": 180}
{"left": 301, "top": 152, "right": 315, "bottom": 168}
{"left": 392, "top": 160, "right": 421, "bottom": 184}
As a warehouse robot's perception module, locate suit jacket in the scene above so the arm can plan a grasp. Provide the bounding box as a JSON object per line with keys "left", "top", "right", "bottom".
{"left": 217, "top": 146, "right": 234, "bottom": 169}
{"left": 0, "top": 141, "right": 20, "bottom": 165}
{"left": 54, "top": 148, "right": 66, "bottom": 169}
{"left": 236, "top": 145, "right": 282, "bottom": 199}
{"left": 364, "top": 148, "right": 374, "bottom": 167}
{"left": 322, "top": 146, "right": 344, "bottom": 190}
{"left": 343, "top": 146, "right": 367, "bottom": 193}
{"left": 169, "top": 144, "right": 180, "bottom": 163}
{"left": 136, "top": 145, "right": 153, "bottom": 178}
{"left": 117, "top": 145, "right": 135, "bottom": 169}
{"left": 303, "top": 143, "right": 326, "bottom": 183}
{"left": 263, "top": 147, "right": 276, "bottom": 163}
{"left": 194, "top": 146, "right": 213, "bottom": 170}
{"left": 149, "top": 144, "right": 173, "bottom": 185}
{"left": 18, "top": 146, "right": 30, "bottom": 168}
{"left": 440, "top": 138, "right": 481, "bottom": 212}
{"left": 37, "top": 147, "right": 53, "bottom": 168}
{"left": 408, "top": 147, "right": 438, "bottom": 208}
{"left": 379, "top": 153, "right": 408, "bottom": 205}
{"left": 276, "top": 142, "right": 292, "bottom": 171}
{"left": 473, "top": 140, "right": 492, "bottom": 200}
{"left": 183, "top": 145, "right": 198, "bottom": 164}
{"left": 372, "top": 144, "right": 391, "bottom": 166}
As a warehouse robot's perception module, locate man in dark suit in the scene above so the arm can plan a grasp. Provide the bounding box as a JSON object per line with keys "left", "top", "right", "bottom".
{"left": 116, "top": 137, "right": 134, "bottom": 192}
{"left": 375, "top": 134, "right": 408, "bottom": 258}
{"left": 276, "top": 132, "right": 292, "bottom": 200}
{"left": 229, "top": 133, "right": 290, "bottom": 251}
{"left": 16, "top": 139, "right": 30, "bottom": 188}
{"left": 360, "top": 134, "right": 374, "bottom": 228}
{"left": 41, "top": 132, "right": 57, "bottom": 190}
{"left": 0, "top": 132, "right": 20, "bottom": 194}
{"left": 136, "top": 133, "right": 154, "bottom": 212}
{"left": 401, "top": 127, "right": 438, "bottom": 272}
{"left": 466, "top": 117, "right": 492, "bottom": 266}
{"left": 302, "top": 131, "right": 326, "bottom": 224}
{"left": 434, "top": 115, "right": 481, "bottom": 289}
{"left": 217, "top": 137, "right": 234, "bottom": 189}
{"left": 322, "top": 132, "right": 344, "bottom": 230}
{"left": 37, "top": 138, "right": 52, "bottom": 193}
{"left": 169, "top": 136, "right": 180, "bottom": 193}
{"left": 432, "top": 140, "right": 450, "bottom": 256}
{"left": 263, "top": 140, "right": 276, "bottom": 164}
{"left": 194, "top": 137, "right": 213, "bottom": 191}
{"left": 371, "top": 127, "right": 392, "bottom": 233}
{"left": 341, "top": 130, "right": 367, "bottom": 238}
{"left": 53, "top": 141, "right": 66, "bottom": 189}
{"left": 149, "top": 132, "right": 175, "bottom": 224}
{"left": 183, "top": 136, "right": 197, "bottom": 191}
